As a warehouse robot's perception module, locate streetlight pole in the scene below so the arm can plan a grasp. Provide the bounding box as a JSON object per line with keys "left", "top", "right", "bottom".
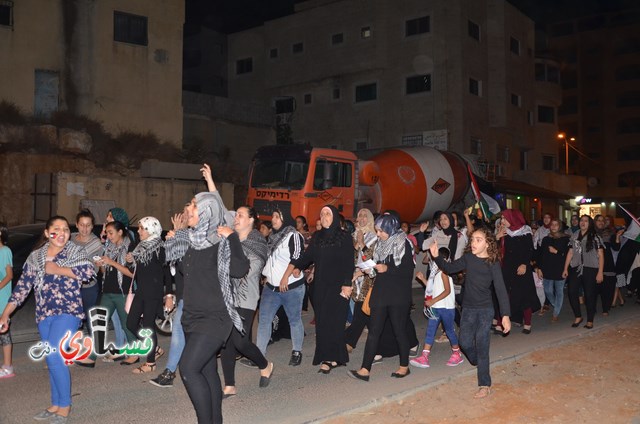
{"left": 557, "top": 133, "right": 575, "bottom": 175}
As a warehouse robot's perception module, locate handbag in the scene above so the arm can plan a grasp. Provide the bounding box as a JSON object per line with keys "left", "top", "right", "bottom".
{"left": 124, "top": 268, "right": 136, "bottom": 314}
{"left": 361, "top": 288, "right": 372, "bottom": 316}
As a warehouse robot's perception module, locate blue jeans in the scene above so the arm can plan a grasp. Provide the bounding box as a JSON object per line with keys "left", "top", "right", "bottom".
{"left": 81, "top": 284, "right": 99, "bottom": 329}
{"left": 38, "top": 314, "right": 81, "bottom": 407}
{"left": 543, "top": 279, "right": 565, "bottom": 317}
{"left": 459, "top": 308, "right": 494, "bottom": 387}
{"left": 111, "top": 311, "right": 126, "bottom": 347}
{"left": 424, "top": 308, "right": 458, "bottom": 347}
{"left": 166, "top": 300, "right": 185, "bottom": 372}
{"left": 256, "top": 284, "right": 305, "bottom": 354}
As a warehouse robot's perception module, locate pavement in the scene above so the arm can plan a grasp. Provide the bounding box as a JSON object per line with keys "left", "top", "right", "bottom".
{"left": 1, "top": 287, "right": 639, "bottom": 424}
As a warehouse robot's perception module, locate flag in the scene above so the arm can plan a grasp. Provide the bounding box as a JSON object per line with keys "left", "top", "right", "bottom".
{"left": 467, "top": 163, "right": 500, "bottom": 221}
{"left": 619, "top": 204, "right": 640, "bottom": 243}
{"left": 627, "top": 252, "right": 640, "bottom": 286}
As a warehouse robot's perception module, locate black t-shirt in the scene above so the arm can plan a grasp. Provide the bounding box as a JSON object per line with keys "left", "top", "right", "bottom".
{"left": 102, "top": 244, "right": 135, "bottom": 294}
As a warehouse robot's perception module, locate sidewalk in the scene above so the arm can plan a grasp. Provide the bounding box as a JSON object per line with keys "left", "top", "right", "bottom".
{"left": 1, "top": 289, "right": 639, "bottom": 424}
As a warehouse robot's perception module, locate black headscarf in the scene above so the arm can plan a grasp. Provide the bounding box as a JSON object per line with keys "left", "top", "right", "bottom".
{"left": 316, "top": 205, "right": 347, "bottom": 247}
{"left": 267, "top": 208, "right": 296, "bottom": 255}
{"left": 440, "top": 211, "right": 459, "bottom": 259}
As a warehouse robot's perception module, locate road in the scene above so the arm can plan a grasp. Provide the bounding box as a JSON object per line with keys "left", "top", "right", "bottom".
{"left": 1, "top": 288, "right": 639, "bottom": 424}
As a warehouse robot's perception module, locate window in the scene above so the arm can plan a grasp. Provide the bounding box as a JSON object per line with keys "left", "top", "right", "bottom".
{"left": 537, "top": 105, "right": 555, "bottom": 123}
{"left": 617, "top": 145, "right": 640, "bottom": 161}
{"left": 114, "top": 11, "right": 148, "bottom": 46}
{"left": 355, "top": 140, "right": 368, "bottom": 151}
{"left": 303, "top": 93, "right": 312, "bottom": 105}
{"left": 469, "top": 78, "right": 481, "bottom": 96}
{"left": 332, "top": 88, "right": 341, "bottom": 100}
{"left": 614, "top": 38, "right": 640, "bottom": 55}
{"left": 236, "top": 57, "right": 253, "bottom": 75}
{"left": 618, "top": 92, "right": 640, "bottom": 108}
{"left": 0, "top": 1, "right": 13, "bottom": 28}
{"left": 497, "top": 145, "right": 510, "bottom": 163}
{"left": 510, "top": 37, "right": 520, "bottom": 55}
{"left": 470, "top": 138, "right": 482, "bottom": 155}
{"left": 313, "top": 160, "right": 352, "bottom": 190}
{"left": 618, "top": 171, "right": 640, "bottom": 188}
{"left": 292, "top": 42, "right": 304, "bottom": 54}
{"left": 468, "top": 20, "right": 480, "bottom": 40}
{"left": 616, "top": 65, "right": 640, "bottom": 81}
{"left": 562, "top": 70, "right": 577, "bottom": 89}
{"left": 511, "top": 93, "right": 521, "bottom": 107}
{"left": 547, "top": 66, "right": 559, "bottom": 83}
{"left": 275, "top": 97, "right": 295, "bottom": 114}
{"left": 361, "top": 26, "right": 371, "bottom": 38}
{"left": 578, "top": 16, "right": 605, "bottom": 32}
{"left": 406, "top": 16, "right": 430, "bottom": 37}
{"left": 269, "top": 48, "right": 278, "bottom": 59}
{"left": 617, "top": 118, "right": 640, "bottom": 134}
{"left": 535, "top": 64, "right": 546, "bottom": 81}
{"left": 355, "top": 83, "right": 377, "bottom": 103}
{"left": 587, "top": 126, "right": 601, "bottom": 133}
{"left": 402, "top": 134, "right": 424, "bottom": 146}
{"left": 331, "top": 33, "right": 344, "bottom": 45}
{"left": 406, "top": 74, "right": 431, "bottom": 94}
{"left": 542, "top": 155, "right": 554, "bottom": 171}
{"left": 520, "top": 150, "right": 528, "bottom": 171}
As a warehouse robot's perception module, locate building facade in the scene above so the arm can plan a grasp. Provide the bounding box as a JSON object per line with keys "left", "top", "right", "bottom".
{"left": 227, "top": 0, "right": 586, "bottom": 221}
{"left": 0, "top": 0, "right": 184, "bottom": 144}
{"left": 544, "top": 8, "right": 640, "bottom": 216}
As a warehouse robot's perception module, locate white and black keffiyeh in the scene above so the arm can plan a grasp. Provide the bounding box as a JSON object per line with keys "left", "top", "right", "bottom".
{"left": 374, "top": 230, "right": 408, "bottom": 267}
{"left": 267, "top": 225, "right": 296, "bottom": 256}
{"left": 166, "top": 191, "right": 244, "bottom": 334}
{"left": 233, "top": 229, "right": 268, "bottom": 303}
{"left": 26, "top": 242, "right": 93, "bottom": 292}
{"left": 104, "top": 237, "right": 131, "bottom": 291}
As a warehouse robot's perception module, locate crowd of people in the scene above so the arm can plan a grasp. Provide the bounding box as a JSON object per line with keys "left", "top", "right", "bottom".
{"left": 1, "top": 167, "right": 639, "bottom": 423}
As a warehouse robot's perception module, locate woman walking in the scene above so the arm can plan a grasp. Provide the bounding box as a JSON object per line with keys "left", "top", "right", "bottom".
{"left": 563, "top": 215, "right": 604, "bottom": 329}
{"left": 220, "top": 205, "right": 274, "bottom": 397}
{"left": 166, "top": 180, "right": 249, "bottom": 423}
{"left": 123, "top": 217, "right": 168, "bottom": 371}
{"left": 348, "top": 213, "right": 414, "bottom": 381}
{"left": 289, "top": 205, "right": 354, "bottom": 374}
{"left": 496, "top": 209, "right": 540, "bottom": 334}
{"left": 535, "top": 218, "right": 570, "bottom": 322}
{"left": 0, "top": 216, "right": 94, "bottom": 422}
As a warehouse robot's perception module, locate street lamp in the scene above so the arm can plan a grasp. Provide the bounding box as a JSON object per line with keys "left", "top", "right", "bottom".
{"left": 557, "top": 133, "right": 575, "bottom": 175}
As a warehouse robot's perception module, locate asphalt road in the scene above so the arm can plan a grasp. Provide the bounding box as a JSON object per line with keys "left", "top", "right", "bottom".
{"left": 1, "top": 288, "right": 639, "bottom": 424}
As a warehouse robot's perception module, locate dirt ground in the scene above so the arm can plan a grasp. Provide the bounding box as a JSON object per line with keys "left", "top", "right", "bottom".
{"left": 327, "top": 323, "right": 640, "bottom": 424}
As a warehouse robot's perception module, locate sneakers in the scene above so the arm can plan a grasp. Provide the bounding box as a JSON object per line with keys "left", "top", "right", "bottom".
{"left": 446, "top": 350, "right": 464, "bottom": 367}
{"left": 410, "top": 350, "right": 430, "bottom": 368}
{"left": 149, "top": 368, "right": 176, "bottom": 388}
{"left": 435, "top": 334, "right": 449, "bottom": 344}
{"left": 239, "top": 358, "right": 258, "bottom": 368}
{"left": 0, "top": 366, "right": 14, "bottom": 379}
{"left": 289, "top": 350, "right": 302, "bottom": 366}
{"left": 372, "top": 355, "right": 383, "bottom": 365}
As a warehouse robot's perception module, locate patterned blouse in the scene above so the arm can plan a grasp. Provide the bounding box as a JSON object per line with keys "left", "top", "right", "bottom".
{"left": 9, "top": 247, "right": 93, "bottom": 323}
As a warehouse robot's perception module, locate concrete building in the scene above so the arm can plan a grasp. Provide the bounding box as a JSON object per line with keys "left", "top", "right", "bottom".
{"left": 0, "top": 0, "right": 184, "bottom": 144}
{"left": 227, "top": 0, "right": 586, "bottom": 221}
{"left": 544, "top": 8, "right": 640, "bottom": 217}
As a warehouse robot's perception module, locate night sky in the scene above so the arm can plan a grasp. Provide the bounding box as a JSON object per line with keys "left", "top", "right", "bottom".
{"left": 186, "top": 0, "right": 636, "bottom": 34}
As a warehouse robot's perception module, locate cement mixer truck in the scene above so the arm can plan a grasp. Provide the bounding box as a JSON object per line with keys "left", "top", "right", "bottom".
{"left": 246, "top": 144, "right": 472, "bottom": 225}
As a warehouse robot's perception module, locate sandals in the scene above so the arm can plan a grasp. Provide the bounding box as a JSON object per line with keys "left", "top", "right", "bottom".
{"left": 474, "top": 386, "right": 491, "bottom": 399}
{"left": 132, "top": 362, "right": 157, "bottom": 374}
{"left": 318, "top": 361, "right": 343, "bottom": 374}
{"left": 155, "top": 347, "right": 165, "bottom": 361}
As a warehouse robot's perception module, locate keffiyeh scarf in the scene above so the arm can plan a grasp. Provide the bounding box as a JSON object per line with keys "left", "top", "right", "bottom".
{"left": 26, "top": 242, "right": 93, "bottom": 292}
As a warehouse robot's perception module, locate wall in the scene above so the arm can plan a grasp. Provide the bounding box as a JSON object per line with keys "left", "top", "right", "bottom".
{"left": 0, "top": 0, "right": 183, "bottom": 145}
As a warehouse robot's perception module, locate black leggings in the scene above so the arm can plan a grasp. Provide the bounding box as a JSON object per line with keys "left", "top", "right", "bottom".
{"left": 220, "top": 308, "right": 268, "bottom": 387}
{"left": 126, "top": 295, "right": 161, "bottom": 363}
{"left": 344, "top": 300, "right": 368, "bottom": 349}
{"left": 361, "top": 304, "right": 409, "bottom": 371}
{"left": 568, "top": 266, "right": 598, "bottom": 322}
{"left": 180, "top": 330, "right": 228, "bottom": 424}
